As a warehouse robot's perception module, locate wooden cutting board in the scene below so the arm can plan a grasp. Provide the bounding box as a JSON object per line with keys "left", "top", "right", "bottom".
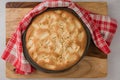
{"left": 6, "top": 2, "right": 107, "bottom": 78}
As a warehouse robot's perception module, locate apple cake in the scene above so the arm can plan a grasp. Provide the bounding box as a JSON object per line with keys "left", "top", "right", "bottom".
{"left": 25, "top": 9, "right": 87, "bottom": 71}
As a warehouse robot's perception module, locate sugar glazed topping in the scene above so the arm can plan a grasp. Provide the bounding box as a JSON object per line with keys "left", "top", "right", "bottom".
{"left": 26, "top": 10, "right": 87, "bottom": 70}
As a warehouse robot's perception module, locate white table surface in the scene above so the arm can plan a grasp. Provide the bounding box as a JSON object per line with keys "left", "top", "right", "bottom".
{"left": 0, "top": 0, "right": 120, "bottom": 80}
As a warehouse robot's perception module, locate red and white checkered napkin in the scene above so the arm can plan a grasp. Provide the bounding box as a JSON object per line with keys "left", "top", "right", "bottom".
{"left": 1, "top": 0, "right": 117, "bottom": 74}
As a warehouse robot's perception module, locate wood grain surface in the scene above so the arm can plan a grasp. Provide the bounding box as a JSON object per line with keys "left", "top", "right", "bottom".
{"left": 6, "top": 2, "right": 107, "bottom": 78}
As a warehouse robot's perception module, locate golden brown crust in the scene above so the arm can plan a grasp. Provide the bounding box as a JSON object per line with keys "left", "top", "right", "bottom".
{"left": 26, "top": 10, "right": 87, "bottom": 70}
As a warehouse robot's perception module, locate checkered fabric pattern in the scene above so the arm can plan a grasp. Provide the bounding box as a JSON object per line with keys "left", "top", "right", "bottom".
{"left": 1, "top": 0, "right": 117, "bottom": 74}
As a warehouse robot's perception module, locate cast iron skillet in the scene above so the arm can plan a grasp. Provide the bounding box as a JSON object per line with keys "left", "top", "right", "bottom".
{"left": 22, "top": 7, "right": 91, "bottom": 73}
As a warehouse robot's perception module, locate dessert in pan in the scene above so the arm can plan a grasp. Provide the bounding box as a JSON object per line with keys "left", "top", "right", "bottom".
{"left": 22, "top": 8, "right": 90, "bottom": 72}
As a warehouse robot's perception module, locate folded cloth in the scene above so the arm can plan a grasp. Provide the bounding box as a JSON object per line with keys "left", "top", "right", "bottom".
{"left": 1, "top": 0, "right": 117, "bottom": 75}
